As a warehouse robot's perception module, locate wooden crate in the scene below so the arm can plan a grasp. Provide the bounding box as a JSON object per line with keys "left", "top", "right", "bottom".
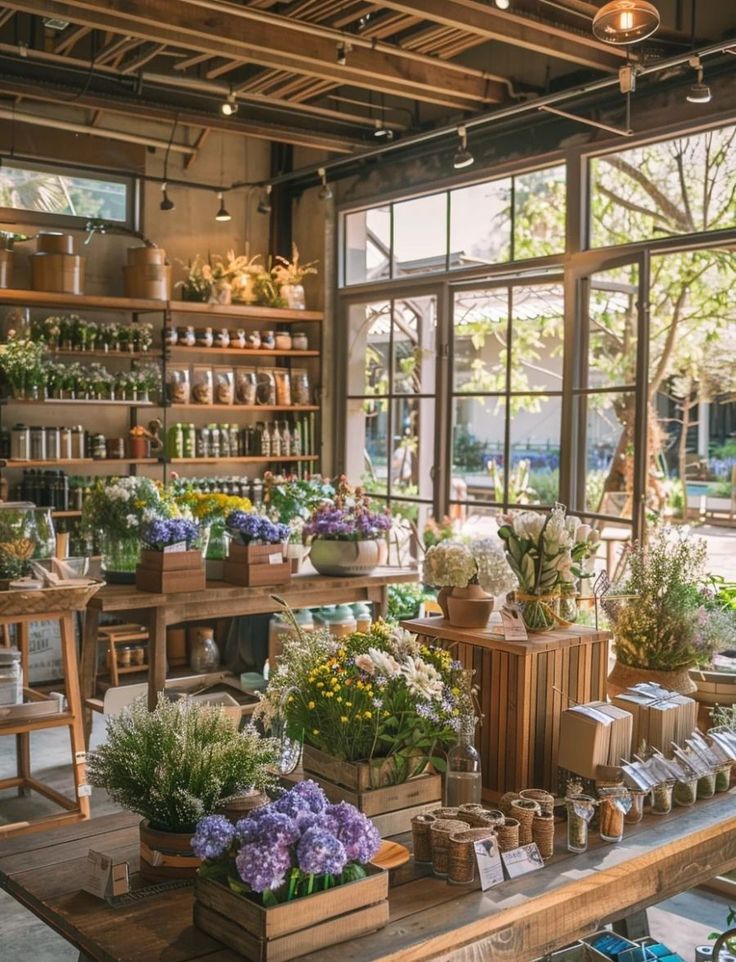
{"left": 135, "top": 564, "right": 206, "bottom": 594}
{"left": 402, "top": 618, "right": 611, "bottom": 800}
{"left": 222, "top": 559, "right": 291, "bottom": 587}
{"left": 139, "top": 549, "right": 203, "bottom": 571}
{"left": 193, "top": 866, "right": 388, "bottom": 962}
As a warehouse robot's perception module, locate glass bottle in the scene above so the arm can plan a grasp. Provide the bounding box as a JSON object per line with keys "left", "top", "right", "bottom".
{"left": 280, "top": 420, "right": 291, "bottom": 457}
{"left": 271, "top": 421, "right": 282, "bottom": 457}
{"left": 444, "top": 714, "right": 482, "bottom": 807}
{"left": 190, "top": 627, "right": 220, "bottom": 673}
{"left": 261, "top": 422, "right": 272, "bottom": 458}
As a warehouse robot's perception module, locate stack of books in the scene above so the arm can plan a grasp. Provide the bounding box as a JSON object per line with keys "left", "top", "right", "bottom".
{"left": 557, "top": 701, "right": 633, "bottom": 780}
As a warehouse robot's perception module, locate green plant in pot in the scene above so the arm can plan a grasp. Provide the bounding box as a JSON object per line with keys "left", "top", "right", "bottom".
{"left": 607, "top": 525, "right": 736, "bottom": 696}
{"left": 88, "top": 696, "right": 279, "bottom": 882}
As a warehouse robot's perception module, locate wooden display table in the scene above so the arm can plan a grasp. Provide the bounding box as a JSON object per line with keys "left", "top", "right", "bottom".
{"left": 402, "top": 617, "right": 611, "bottom": 799}
{"left": 2, "top": 795, "right": 736, "bottom": 962}
{"left": 80, "top": 565, "right": 418, "bottom": 743}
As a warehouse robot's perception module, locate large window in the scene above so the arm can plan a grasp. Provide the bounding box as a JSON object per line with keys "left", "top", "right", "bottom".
{"left": 0, "top": 161, "right": 133, "bottom": 228}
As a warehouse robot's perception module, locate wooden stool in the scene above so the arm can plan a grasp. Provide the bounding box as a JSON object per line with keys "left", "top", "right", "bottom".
{"left": 0, "top": 593, "right": 98, "bottom": 838}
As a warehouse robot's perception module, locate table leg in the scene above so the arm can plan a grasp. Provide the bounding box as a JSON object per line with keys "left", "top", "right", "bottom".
{"left": 60, "top": 612, "right": 91, "bottom": 820}
{"left": 612, "top": 910, "right": 650, "bottom": 940}
{"left": 16, "top": 622, "right": 30, "bottom": 796}
{"left": 80, "top": 605, "right": 101, "bottom": 746}
{"left": 146, "top": 606, "right": 167, "bottom": 711}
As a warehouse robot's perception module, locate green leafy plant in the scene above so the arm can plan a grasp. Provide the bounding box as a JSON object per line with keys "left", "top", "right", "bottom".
{"left": 708, "top": 906, "right": 736, "bottom": 955}
{"left": 88, "top": 696, "right": 278, "bottom": 833}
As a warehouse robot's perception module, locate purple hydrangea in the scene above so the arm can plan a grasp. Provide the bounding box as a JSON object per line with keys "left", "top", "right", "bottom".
{"left": 190, "top": 814, "right": 235, "bottom": 860}
{"left": 296, "top": 827, "right": 347, "bottom": 876}
{"left": 235, "top": 840, "right": 292, "bottom": 893}
{"left": 226, "top": 510, "right": 289, "bottom": 545}
{"left": 142, "top": 517, "right": 200, "bottom": 551}
{"left": 272, "top": 779, "right": 328, "bottom": 818}
{"left": 304, "top": 504, "right": 392, "bottom": 541}
{"left": 325, "top": 802, "right": 381, "bottom": 864}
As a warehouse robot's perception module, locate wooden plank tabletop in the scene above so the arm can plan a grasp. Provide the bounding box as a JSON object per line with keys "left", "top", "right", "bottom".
{"left": 3, "top": 795, "right": 736, "bottom": 962}
{"left": 403, "top": 617, "right": 611, "bottom": 654}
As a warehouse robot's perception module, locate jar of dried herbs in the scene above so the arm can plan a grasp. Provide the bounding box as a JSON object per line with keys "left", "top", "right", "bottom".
{"left": 673, "top": 777, "right": 698, "bottom": 807}
{"left": 697, "top": 770, "right": 716, "bottom": 799}
{"left": 565, "top": 793, "right": 595, "bottom": 854}
{"left": 598, "top": 787, "right": 631, "bottom": 843}
{"left": 624, "top": 789, "right": 649, "bottom": 824}
{"left": 715, "top": 764, "right": 732, "bottom": 793}
{"left": 651, "top": 780, "right": 675, "bottom": 816}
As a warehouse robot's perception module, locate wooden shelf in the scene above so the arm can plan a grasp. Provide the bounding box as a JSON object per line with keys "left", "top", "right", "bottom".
{"left": 167, "top": 346, "right": 319, "bottom": 358}
{"left": 51, "top": 510, "right": 82, "bottom": 518}
{"left": 2, "top": 399, "right": 156, "bottom": 407}
{"left": 169, "top": 403, "right": 319, "bottom": 412}
{"left": 0, "top": 458, "right": 160, "bottom": 468}
{"left": 168, "top": 300, "right": 323, "bottom": 322}
{"left": 169, "top": 455, "right": 318, "bottom": 464}
{"left": 45, "top": 349, "right": 153, "bottom": 360}
{"left": 0, "top": 289, "right": 164, "bottom": 312}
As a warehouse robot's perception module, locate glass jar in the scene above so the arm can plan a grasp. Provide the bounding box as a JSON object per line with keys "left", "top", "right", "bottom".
{"left": 190, "top": 627, "right": 220, "bottom": 673}
{"left": 625, "top": 789, "right": 649, "bottom": 824}
{"left": 674, "top": 777, "right": 698, "bottom": 807}
{"left": 697, "top": 771, "right": 716, "bottom": 799}
{"left": 99, "top": 531, "right": 140, "bottom": 583}
{"left": 292, "top": 332, "right": 308, "bottom": 351}
{"left": 444, "top": 714, "right": 482, "bottom": 807}
{"left": 275, "top": 331, "right": 292, "bottom": 351}
{"left": 716, "top": 764, "right": 732, "bottom": 793}
{"left": 558, "top": 585, "right": 579, "bottom": 623}
{"left": 32, "top": 508, "right": 56, "bottom": 560}
{"left": 598, "top": 788, "right": 630, "bottom": 843}
{"left": 10, "top": 424, "right": 30, "bottom": 461}
{"left": 0, "top": 649, "right": 23, "bottom": 706}
{"left": 566, "top": 794, "right": 595, "bottom": 853}
{"left": 291, "top": 368, "right": 311, "bottom": 406}
{"left": 651, "top": 780, "right": 675, "bottom": 816}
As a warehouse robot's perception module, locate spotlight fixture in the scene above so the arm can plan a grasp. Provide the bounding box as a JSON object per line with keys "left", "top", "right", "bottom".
{"left": 495, "top": 0, "right": 510, "bottom": 8}
{"left": 317, "top": 167, "right": 333, "bottom": 201}
{"left": 592, "top": 1, "right": 660, "bottom": 45}
{"left": 215, "top": 191, "right": 232, "bottom": 222}
{"left": 373, "top": 118, "right": 394, "bottom": 140}
{"left": 159, "top": 182, "right": 175, "bottom": 212}
{"left": 686, "top": 56, "right": 712, "bottom": 104}
{"left": 452, "top": 125, "right": 474, "bottom": 170}
{"left": 257, "top": 184, "right": 272, "bottom": 215}
{"left": 336, "top": 42, "right": 350, "bottom": 66}
{"left": 221, "top": 91, "right": 238, "bottom": 116}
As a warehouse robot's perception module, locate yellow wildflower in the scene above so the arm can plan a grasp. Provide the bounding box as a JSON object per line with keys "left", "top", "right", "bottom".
{"left": 307, "top": 701, "right": 315, "bottom": 710}
{"left": 340, "top": 715, "right": 349, "bottom": 723}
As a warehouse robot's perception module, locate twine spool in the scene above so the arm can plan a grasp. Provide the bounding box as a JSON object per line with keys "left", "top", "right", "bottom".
{"left": 448, "top": 828, "right": 496, "bottom": 885}
{"left": 430, "top": 819, "right": 467, "bottom": 877}
{"left": 532, "top": 812, "right": 555, "bottom": 860}
{"left": 520, "top": 789, "right": 555, "bottom": 817}
{"left": 510, "top": 798, "right": 540, "bottom": 845}
{"left": 496, "top": 817, "right": 520, "bottom": 853}
{"left": 411, "top": 813, "right": 437, "bottom": 864}
{"left": 499, "top": 792, "right": 522, "bottom": 816}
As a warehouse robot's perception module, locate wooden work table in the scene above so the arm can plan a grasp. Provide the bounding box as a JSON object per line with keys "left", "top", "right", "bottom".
{"left": 80, "top": 565, "right": 418, "bottom": 741}
{"left": 2, "top": 794, "right": 736, "bottom": 962}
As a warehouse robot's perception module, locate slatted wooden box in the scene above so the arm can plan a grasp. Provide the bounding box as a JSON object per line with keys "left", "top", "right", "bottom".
{"left": 193, "top": 866, "right": 388, "bottom": 962}
{"left": 302, "top": 745, "right": 441, "bottom": 837}
{"left": 223, "top": 541, "right": 292, "bottom": 588}
{"left": 402, "top": 618, "right": 611, "bottom": 800}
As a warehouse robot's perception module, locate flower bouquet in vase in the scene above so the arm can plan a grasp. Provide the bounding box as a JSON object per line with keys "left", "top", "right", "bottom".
{"left": 423, "top": 538, "right": 516, "bottom": 629}
{"left": 223, "top": 510, "right": 291, "bottom": 587}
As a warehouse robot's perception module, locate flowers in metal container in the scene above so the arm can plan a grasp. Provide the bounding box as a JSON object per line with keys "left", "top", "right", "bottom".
{"left": 192, "top": 780, "right": 379, "bottom": 905}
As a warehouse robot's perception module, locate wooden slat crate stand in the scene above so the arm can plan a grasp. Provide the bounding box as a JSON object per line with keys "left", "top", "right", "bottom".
{"left": 402, "top": 617, "right": 611, "bottom": 800}
{"left": 193, "top": 865, "right": 388, "bottom": 962}
{"left": 136, "top": 549, "right": 206, "bottom": 594}
{"left": 302, "top": 745, "right": 441, "bottom": 837}
{"left": 223, "top": 542, "right": 291, "bottom": 588}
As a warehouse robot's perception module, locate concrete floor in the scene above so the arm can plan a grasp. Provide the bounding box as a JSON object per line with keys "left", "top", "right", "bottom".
{"left": 1, "top": 716, "right": 733, "bottom": 962}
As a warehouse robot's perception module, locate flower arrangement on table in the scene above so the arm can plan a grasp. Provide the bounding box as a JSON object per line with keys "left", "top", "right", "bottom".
{"left": 423, "top": 538, "right": 517, "bottom": 627}
{"left": 223, "top": 510, "right": 291, "bottom": 586}
{"left": 226, "top": 511, "right": 290, "bottom": 546}
{"left": 497, "top": 504, "right": 600, "bottom": 632}
{"left": 140, "top": 517, "right": 201, "bottom": 552}
{"left": 174, "top": 490, "right": 254, "bottom": 563}
{"left": 263, "top": 472, "right": 336, "bottom": 524}
{"left": 192, "top": 780, "right": 380, "bottom": 905}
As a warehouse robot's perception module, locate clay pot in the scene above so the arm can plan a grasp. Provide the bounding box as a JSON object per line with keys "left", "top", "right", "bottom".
{"left": 607, "top": 659, "right": 697, "bottom": 698}
{"left": 309, "top": 538, "right": 388, "bottom": 577}
{"left": 445, "top": 585, "right": 494, "bottom": 629}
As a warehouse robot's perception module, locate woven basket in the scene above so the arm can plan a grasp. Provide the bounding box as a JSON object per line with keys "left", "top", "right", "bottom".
{"left": 0, "top": 580, "right": 102, "bottom": 616}
{"left": 448, "top": 828, "right": 496, "bottom": 885}
{"left": 511, "top": 798, "right": 540, "bottom": 845}
{"left": 532, "top": 812, "right": 555, "bottom": 860}
{"left": 430, "top": 819, "right": 467, "bottom": 877}
{"left": 520, "top": 789, "right": 555, "bottom": 817}
{"left": 496, "top": 817, "right": 520, "bottom": 853}
{"left": 499, "top": 791, "right": 522, "bottom": 816}
{"left": 411, "top": 813, "right": 436, "bottom": 864}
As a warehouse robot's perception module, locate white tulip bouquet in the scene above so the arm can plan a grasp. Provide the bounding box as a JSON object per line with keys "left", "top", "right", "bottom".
{"left": 497, "top": 505, "right": 600, "bottom": 631}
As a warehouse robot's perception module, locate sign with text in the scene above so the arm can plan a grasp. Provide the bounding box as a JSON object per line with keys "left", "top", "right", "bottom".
{"left": 474, "top": 836, "right": 505, "bottom": 890}
{"left": 501, "top": 843, "right": 544, "bottom": 879}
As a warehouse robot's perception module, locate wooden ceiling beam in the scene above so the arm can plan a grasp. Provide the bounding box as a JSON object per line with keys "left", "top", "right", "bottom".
{"left": 3, "top": 0, "right": 507, "bottom": 109}
{"left": 54, "top": 23, "right": 89, "bottom": 54}
{"left": 205, "top": 59, "right": 246, "bottom": 81}
{"left": 173, "top": 51, "right": 211, "bottom": 71}
{"left": 377, "top": 0, "right": 629, "bottom": 72}
{"left": 120, "top": 42, "right": 167, "bottom": 74}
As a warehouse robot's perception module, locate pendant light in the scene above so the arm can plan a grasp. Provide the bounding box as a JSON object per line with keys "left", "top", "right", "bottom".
{"left": 317, "top": 167, "right": 333, "bottom": 201}
{"left": 257, "top": 184, "right": 272, "bottom": 214}
{"left": 215, "top": 191, "right": 231, "bottom": 222}
{"left": 452, "top": 125, "right": 474, "bottom": 170}
{"left": 592, "top": 1, "right": 660, "bottom": 45}
{"left": 159, "top": 182, "right": 175, "bottom": 211}
{"left": 686, "top": 56, "right": 712, "bottom": 104}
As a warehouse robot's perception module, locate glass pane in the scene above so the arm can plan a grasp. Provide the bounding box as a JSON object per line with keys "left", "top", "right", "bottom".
{"left": 453, "top": 288, "right": 509, "bottom": 392}
{"left": 451, "top": 395, "right": 506, "bottom": 504}
{"left": 508, "top": 395, "right": 561, "bottom": 506}
{"left": 590, "top": 124, "right": 736, "bottom": 247}
{"left": 393, "top": 193, "right": 447, "bottom": 277}
{"left": 392, "top": 296, "right": 437, "bottom": 395}
{"left": 582, "top": 391, "right": 635, "bottom": 517}
{"left": 587, "top": 264, "right": 638, "bottom": 389}
{"left": 514, "top": 164, "right": 566, "bottom": 259}
{"left": 345, "top": 397, "right": 389, "bottom": 497}
{"left": 344, "top": 206, "right": 390, "bottom": 285}
{"left": 391, "top": 396, "right": 434, "bottom": 501}
{"left": 347, "top": 301, "right": 391, "bottom": 396}
{"left": 449, "top": 179, "right": 511, "bottom": 269}
{"left": 511, "top": 283, "right": 564, "bottom": 392}
{"left": 0, "top": 163, "right": 128, "bottom": 221}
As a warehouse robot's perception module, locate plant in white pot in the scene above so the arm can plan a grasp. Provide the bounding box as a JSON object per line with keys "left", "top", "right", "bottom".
{"left": 88, "top": 696, "right": 278, "bottom": 883}
{"left": 423, "top": 538, "right": 516, "bottom": 629}
{"left": 304, "top": 479, "right": 392, "bottom": 576}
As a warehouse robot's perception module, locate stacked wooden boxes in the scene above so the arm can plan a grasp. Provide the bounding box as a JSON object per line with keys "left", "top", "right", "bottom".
{"left": 135, "top": 548, "right": 206, "bottom": 593}
{"left": 30, "top": 232, "right": 85, "bottom": 294}
{"left": 123, "top": 246, "right": 171, "bottom": 300}
{"left": 223, "top": 542, "right": 291, "bottom": 587}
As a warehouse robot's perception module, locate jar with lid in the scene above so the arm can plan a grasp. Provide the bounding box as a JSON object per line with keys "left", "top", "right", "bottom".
{"left": 275, "top": 331, "right": 292, "bottom": 351}
{"left": 0, "top": 649, "right": 22, "bottom": 706}
{"left": 91, "top": 434, "right": 107, "bottom": 460}
{"left": 71, "top": 425, "right": 86, "bottom": 459}
{"left": 291, "top": 368, "right": 311, "bottom": 406}
{"left": 30, "top": 426, "right": 46, "bottom": 461}
{"left": 323, "top": 604, "right": 357, "bottom": 639}
{"left": 190, "top": 627, "right": 220, "bottom": 673}
{"left": 195, "top": 327, "right": 213, "bottom": 348}
{"left": 351, "top": 602, "right": 372, "bottom": 633}
{"left": 11, "top": 424, "right": 30, "bottom": 461}
{"left": 59, "top": 426, "right": 73, "bottom": 460}
{"left": 45, "top": 427, "right": 60, "bottom": 462}
{"left": 292, "top": 332, "right": 308, "bottom": 351}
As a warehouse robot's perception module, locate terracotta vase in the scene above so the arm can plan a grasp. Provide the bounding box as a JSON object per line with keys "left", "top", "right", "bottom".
{"left": 445, "top": 585, "right": 494, "bottom": 629}
{"left": 607, "top": 659, "right": 697, "bottom": 698}
{"left": 436, "top": 586, "right": 451, "bottom": 620}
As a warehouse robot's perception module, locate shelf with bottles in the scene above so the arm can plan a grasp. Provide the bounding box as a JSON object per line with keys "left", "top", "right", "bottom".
{"left": 0, "top": 289, "right": 165, "bottom": 313}
{"left": 168, "top": 403, "right": 318, "bottom": 412}
{"left": 2, "top": 398, "right": 157, "bottom": 407}
{"left": 169, "top": 455, "right": 318, "bottom": 465}
{"left": 167, "top": 345, "right": 319, "bottom": 359}
{"left": 165, "top": 415, "right": 317, "bottom": 462}
{"left": 1, "top": 458, "right": 160, "bottom": 468}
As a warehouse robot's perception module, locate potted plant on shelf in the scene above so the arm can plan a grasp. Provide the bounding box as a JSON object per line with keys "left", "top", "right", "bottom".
{"left": 191, "top": 780, "right": 387, "bottom": 960}
{"left": 304, "top": 480, "right": 392, "bottom": 577}
{"left": 606, "top": 525, "right": 735, "bottom": 696}
{"left": 271, "top": 243, "right": 319, "bottom": 310}
{"left": 0, "top": 334, "right": 47, "bottom": 399}
{"left": 497, "top": 504, "right": 600, "bottom": 632}
{"left": 88, "top": 696, "right": 278, "bottom": 883}
{"left": 176, "top": 254, "right": 213, "bottom": 303}
{"left": 136, "top": 517, "right": 206, "bottom": 593}
{"left": 223, "top": 510, "right": 291, "bottom": 587}
{"left": 424, "top": 538, "right": 517, "bottom": 629}
{"left": 227, "top": 249, "right": 263, "bottom": 305}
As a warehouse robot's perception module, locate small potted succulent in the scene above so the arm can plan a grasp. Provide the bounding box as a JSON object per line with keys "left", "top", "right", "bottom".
{"left": 223, "top": 510, "right": 291, "bottom": 587}
{"left": 423, "top": 538, "right": 517, "bottom": 628}
{"left": 88, "top": 696, "right": 278, "bottom": 883}
{"left": 135, "top": 516, "right": 206, "bottom": 593}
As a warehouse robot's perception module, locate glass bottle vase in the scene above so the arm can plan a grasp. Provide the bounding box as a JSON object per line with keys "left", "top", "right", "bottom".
{"left": 444, "top": 714, "right": 482, "bottom": 807}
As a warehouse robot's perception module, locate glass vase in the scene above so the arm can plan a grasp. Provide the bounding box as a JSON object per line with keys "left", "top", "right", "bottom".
{"left": 99, "top": 531, "right": 140, "bottom": 584}
{"left": 205, "top": 522, "right": 228, "bottom": 561}
{"left": 281, "top": 283, "right": 305, "bottom": 310}
{"left": 516, "top": 594, "right": 557, "bottom": 632}
{"left": 444, "top": 714, "right": 482, "bottom": 807}
{"left": 558, "top": 586, "right": 579, "bottom": 624}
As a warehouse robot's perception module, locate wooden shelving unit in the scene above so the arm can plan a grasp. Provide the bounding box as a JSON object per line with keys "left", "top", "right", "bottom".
{"left": 168, "top": 403, "right": 319, "bottom": 413}
{"left": 169, "top": 346, "right": 319, "bottom": 358}
{"left": 168, "top": 300, "right": 323, "bottom": 322}
{"left": 0, "top": 459, "right": 159, "bottom": 468}
{"left": 168, "top": 455, "right": 318, "bottom": 465}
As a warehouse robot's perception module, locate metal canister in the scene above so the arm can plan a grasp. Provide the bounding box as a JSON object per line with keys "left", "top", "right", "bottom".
{"left": 10, "top": 424, "right": 30, "bottom": 461}
{"left": 59, "top": 427, "right": 73, "bottom": 460}
{"left": 30, "top": 426, "right": 46, "bottom": 461}
{"left": 45, "top": 427, "right": 60, "bottom": 462}
{"left": 71, "top": 426, "right": 86, "bottom": 460}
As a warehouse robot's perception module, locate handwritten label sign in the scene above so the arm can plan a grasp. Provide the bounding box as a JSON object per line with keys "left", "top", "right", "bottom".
{"left": 83, "top": 849, "right": 130, "bottom": 900}
{"left": 500, "top": 604, "right": 529, "bottom": 642}
{"left": 501, "top": 843, "right": 544, "bottom": 879}
{"left": 474, "top": 836, "right": 505, "bottom": 890}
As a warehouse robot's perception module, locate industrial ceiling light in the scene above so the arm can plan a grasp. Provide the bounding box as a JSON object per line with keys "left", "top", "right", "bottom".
{"left": 452, "top": 125, "right": 474, "bottom": 169}
{"left": 317, "top": 167, "right": 333, "bottom": 200}
{"left": 686, "top": 56, "right": 712, "bottom": 103}
{"left": 159, "top": 182, "right": 175, "bottom": 212}
{"left": 215, "top": 191, "right": 232, "bottom": 222}
{"left": 373, "top": 118, "right": 394, "bottom": 140}
{"left": 495, "top": 0, "right": 510, "bottom": 9}
{"left": 221, "top": 91, "right": 238, "bottom": 116}
{"left": 257, "top": 184, "right": 272, "bottom": 214}
{"left": 592, "top": 1, "right": 660, "bottom": 45}
{"left": 42, "top": 17, "right": 70, "bottom": 30}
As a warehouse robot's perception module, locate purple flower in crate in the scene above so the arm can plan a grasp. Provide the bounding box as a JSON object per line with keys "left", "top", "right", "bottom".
{"left": 296, "top": 826, "right": 347, "bottom": 876}
{"left": 272, "top": 779, "right": 328, "bottom": 818}
{"left": 235, "top": 840, "right": 292, "bottom": 893}
{"left": 191, "top": 814, "right": 235, "bottom": 860}
{"left": 325, "top": 802, "right": 381, "bottom": 864}
{"left": 226, "top": 510, "right": 289, "bottom": 545}
{"left": 141, "top": 517, "right": 199, "bottom": 551}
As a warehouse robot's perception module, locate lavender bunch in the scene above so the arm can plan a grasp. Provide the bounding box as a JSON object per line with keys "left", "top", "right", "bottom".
{"left": 141, "top": 517, "right": 200, "bottom": 551}
{"left": 226, "top": 510, "right": 289, "bottom": 545}
{"left": 192, "top": 780, "right": 380, "bottom": 906}
{"left": 304, "top": 504, "right": 392, "bottom": 541}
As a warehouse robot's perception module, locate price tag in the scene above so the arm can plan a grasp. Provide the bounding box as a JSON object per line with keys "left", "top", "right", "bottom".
{"left": 474, "top": 836, "right": 504, "bottom": 890}
{"left": 500, "top": 604, "right": 528, "bottom": 642}
{"left": 501, "top": 843, "right": 544, "bottom": 879}
{"left": 268, "top": 552, "right": 284, "bottom": 565}
{"left": 163, "top": 541, "right": 187, "bottom": 554}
